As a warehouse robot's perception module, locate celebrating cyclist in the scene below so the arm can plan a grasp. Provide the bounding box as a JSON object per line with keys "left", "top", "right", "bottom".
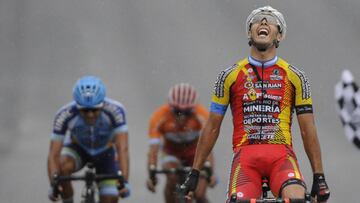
{"left": 181, "top": 6, "right": 330, "bottom": 203}
{"left": 47, "top": 76, "right": 131, "bottom": 203}
{"left": 146, "top": 83, "right": 217, "bottom": 203}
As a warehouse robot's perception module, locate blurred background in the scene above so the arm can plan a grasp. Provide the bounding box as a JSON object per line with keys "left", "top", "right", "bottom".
{"left": 0, "top": 0, "right": 359, "bottom": 202}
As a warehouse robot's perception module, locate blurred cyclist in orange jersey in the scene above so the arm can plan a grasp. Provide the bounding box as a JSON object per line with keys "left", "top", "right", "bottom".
{"left": 180, "top": 6, "right": 330, "bottom": 203}
{"left": 146, "top": 83, "right": 217, "bottom": 203}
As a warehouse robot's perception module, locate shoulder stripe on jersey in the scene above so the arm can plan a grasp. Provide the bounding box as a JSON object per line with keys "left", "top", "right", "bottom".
{"left": 102, "top": 99, "right": 127, "bottom": 127}
{"left": 214, "top": 64, "right": 237, "bottom": 97}
{"left": 289, "top": 65, "right": 311, "bottom": 99}
{"left": 53, "top": 103, "right": 77, "bottom": 134}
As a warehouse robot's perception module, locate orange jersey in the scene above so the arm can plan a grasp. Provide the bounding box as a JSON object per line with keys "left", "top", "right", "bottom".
{"left": 148, "top": 104, "right": 209, "bottom": 153}
{"left": 210, "top": 56, "right": 313, "bottom": 150}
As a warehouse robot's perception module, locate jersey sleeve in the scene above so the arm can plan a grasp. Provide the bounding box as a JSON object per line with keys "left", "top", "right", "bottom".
{"left": 288, "top": 65, "right": 313, "bottom": 115}
{"left": 103, "top": 99, "right": 129, "bottom": 135}
{"left": 112, "top": 107, "right": 128, "bottom": 134}
{"left": 51, "top": 103, "right": 76, "bottom": 141}
{"left": 211, "top": 64, "right": 239, "bottom": 115}
{"left": 148, "top": 105, "right": 167, "bottom": 145}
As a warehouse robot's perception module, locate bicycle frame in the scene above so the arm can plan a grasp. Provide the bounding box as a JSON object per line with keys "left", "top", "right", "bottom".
{"left": 53, "top": 163, "right": 125, "bottom": 203}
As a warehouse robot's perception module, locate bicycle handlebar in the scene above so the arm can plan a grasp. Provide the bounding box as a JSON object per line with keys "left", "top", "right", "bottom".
{"left": 52, "top": 170, "right": 126, "bottom": 198}
{"left": 149, "top": 163, "right": 213, "bottom": 183}
{"left": 231, "top": 193, "right": 312, "bottom": 203}
{"left": 151, "top": 167, "right": 192, "bottom": 175}
{"left": 235, "top": 199, "right": 307, "bottom": 203}
{"left": 55, "top": 171, "right": 124, "bottom": 182}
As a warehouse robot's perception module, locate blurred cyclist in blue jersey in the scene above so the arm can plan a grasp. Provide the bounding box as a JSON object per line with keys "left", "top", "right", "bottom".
{"left": 47, "top": 76, "right": 130, "bottom": 203}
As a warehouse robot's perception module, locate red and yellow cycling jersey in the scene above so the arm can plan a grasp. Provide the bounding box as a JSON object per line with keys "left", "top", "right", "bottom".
{"left": 211, "top": 56, "right": 313, "bottom": 149}
{"left": 148, "top": 104, "right": 209, "bottom": 154}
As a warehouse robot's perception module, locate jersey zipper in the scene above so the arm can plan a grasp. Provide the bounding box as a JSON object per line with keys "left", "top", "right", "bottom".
{"left": 90, "top": 126, "right": 95, "bottom": 153}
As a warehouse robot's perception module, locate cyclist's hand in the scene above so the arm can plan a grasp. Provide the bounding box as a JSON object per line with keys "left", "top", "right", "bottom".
{"left": 48, "top": 173, "right": 62, "bottom": 202}
{"left": 311, "top": 173, "right": 330, "bottom": 202}
{"left": 146, "top": 177, "right": 157, "bottom": 193}
{"left": 146, "top": 165, "right": 158, "bottom": 193}
{"left": 208, "top": 175, "right": 219, "bottom": 188}
{"left": 48, "top": 184, "right": 62, "bottom": 202}
{"left": 179, "top": 169, "right": 200, "bottom": 200}
{"left": 118, "top": 181, "right": 131, "bottom": 198}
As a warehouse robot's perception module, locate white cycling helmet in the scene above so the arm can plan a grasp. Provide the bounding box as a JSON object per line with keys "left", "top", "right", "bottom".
{"left": 168, "top": 83, "right": 198, "bottom": 110}
{"left": 246, "top": 6, "right": 287, "bottom": 39}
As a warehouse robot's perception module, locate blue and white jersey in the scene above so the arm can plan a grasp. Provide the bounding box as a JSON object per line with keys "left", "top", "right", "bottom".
{"left": 51, "top": 98, "right": 128, "bottom": 155}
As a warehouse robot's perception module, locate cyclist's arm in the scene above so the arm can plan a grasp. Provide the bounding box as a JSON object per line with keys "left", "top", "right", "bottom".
{"left": 47, "top": 140, "right": 63, "bottom": 181}
{"left": 147, "top": 107, "right": 165, "bottom": 169}
{"left": 297, "top": 113, "right": 324, "bottom": 173}
{"left": 114, "top": 132, "right": 129, "bottom": 181}
{"left": 148, "top": 144, "right": 160, "bottom": 169}
{"left": 192, "top": 112, "right": 224, "bottom": 171}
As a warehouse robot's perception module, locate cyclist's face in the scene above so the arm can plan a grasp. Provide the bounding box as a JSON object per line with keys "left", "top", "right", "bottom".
{"left": 79, "top": 108, "right": 102, "bottom": 125}
{"left": 249, "top": 17, "right": 281, "bottom": 48}
{"left": 172, "top": 107, "right": 193, "bottom": 123}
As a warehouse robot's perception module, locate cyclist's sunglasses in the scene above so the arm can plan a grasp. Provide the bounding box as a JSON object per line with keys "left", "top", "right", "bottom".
{"left": 172, "top": 108, "right": 193, "bottom": 116}
{"left": 251, "top": 14, "right": 278, "bottom": 26}
{"left": 78, "top": 107, "right": 102, "bottom": 113}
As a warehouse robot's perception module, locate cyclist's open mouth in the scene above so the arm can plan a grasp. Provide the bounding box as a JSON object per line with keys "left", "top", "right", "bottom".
{"left": 257, "top": 28, "right": 269, "bottom": 37}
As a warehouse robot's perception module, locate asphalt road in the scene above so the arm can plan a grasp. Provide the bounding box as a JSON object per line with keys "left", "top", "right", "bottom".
{"left": 0, "top": 0, "right": 359, "bottom": 202}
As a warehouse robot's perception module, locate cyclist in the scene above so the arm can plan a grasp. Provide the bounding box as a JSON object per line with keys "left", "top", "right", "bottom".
{"left": 47, "top": 75, "right": 131, "bottom": 203}
{"left": 146, "top": 83, "right": 217, "bottom": 203}
{"left": 181, "top": 6, "right": 330, "bottom": 203}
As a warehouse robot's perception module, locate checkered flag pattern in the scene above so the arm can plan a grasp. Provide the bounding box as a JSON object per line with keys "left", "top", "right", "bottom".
{"left": 335, "top": 69, "right": 360, "bottom": 149}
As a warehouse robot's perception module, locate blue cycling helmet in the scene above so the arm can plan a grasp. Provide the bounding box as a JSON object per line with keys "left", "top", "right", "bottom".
{"left": 72, "top": 75, "right": 106, "bottom": 108}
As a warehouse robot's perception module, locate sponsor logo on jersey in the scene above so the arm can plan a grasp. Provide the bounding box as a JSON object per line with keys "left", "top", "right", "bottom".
{"left": 244, "top": 80, "right": 254, "bottom": 89}
{"left": 244, "top": 125, "right": 279, "bottom": 131}
{"left": 243, "top": 117, "right": 280, "bottom": 124}
{"left": 247, "top": 88, "right": 257, "bottom": 101}
{"left": 54, "top": 109, "right": 72, "bottom": 132}
{"left": 244, "top": 76, "right": 257, "bottom": 101}
{"left": 295, "top": 104, "right": 313, "bottom": 114}
{"left": 243, "top": 92, "right": 282, "bottom": 101}
{"left": 247, "top": 133, "right": 275, "bottom": 140}
{"left": 243, "top": 104, "right": 280, "bottom": 113}
{"left": 270, "top": 69, "right": 283, "bottom": 80}
{"left": 104, "top": 103, "right": 125, "bottom": 124}
{"left": 254, "top": 82, "right": 282, "bottom": 89}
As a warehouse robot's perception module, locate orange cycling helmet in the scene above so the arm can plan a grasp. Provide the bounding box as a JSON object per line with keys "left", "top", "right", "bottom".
{"left": 168, "top": 83, "right": 198, "bottom": 110}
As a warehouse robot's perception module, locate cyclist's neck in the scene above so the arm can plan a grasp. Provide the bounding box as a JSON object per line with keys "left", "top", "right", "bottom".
{"left": 250, "top": 46, "right": 277, "bottom": 62}
{"left": 248, "top": 55, "right": 278, "bottom": 68}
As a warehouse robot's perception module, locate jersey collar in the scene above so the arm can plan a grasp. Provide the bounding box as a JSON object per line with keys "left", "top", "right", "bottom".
{"left": 248, "top": 56, "right": 278, "bottom": 68}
